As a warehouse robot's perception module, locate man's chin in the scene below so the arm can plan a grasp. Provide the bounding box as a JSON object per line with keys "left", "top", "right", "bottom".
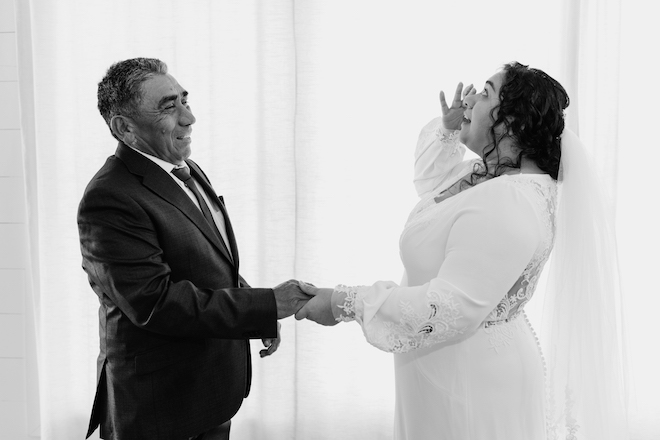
{"left": 176, "top": 143, "right": 192, "bottom": 161}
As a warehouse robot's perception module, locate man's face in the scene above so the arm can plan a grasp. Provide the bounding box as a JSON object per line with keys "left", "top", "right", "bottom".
{"left": 130, "top": 73, "right": 196, "bottom": 164}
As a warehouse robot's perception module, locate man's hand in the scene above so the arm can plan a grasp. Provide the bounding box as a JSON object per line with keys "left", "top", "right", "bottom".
{"left": 260, "top": 321, "right": 281, "bottom": 358}
{"left": 439, "top": 82, "right": 475, "bottom": 131}
{"left": 295, "top": 283, "right": 337, "bottom": 326}
{"left": 273, "top": 279, "right": 310, "bottom": 319}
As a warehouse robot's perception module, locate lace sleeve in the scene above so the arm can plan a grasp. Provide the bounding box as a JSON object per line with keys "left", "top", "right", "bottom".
{"left": 413, "top": 116, "right": 466, "bottom": 198}
{"left": 335, "top": 179, "right": 544, "bottom": 354}
{"left": 334, "top": 281, "right": 468, "bottom": 353}
{"left": 331, "top": 284, "right": 360, "bottom": 322}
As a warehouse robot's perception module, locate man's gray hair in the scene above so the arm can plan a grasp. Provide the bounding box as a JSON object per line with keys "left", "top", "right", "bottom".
{"left": 97, "top": 57, "right": 168, "bottom": 139}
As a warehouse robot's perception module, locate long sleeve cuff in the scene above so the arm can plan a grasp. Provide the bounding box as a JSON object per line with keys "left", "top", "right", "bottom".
{"left": 413, "top": 117, "right": 466, "bottom": 198}
{"left": 331, "top": 284, "right": 361, "bottom": 322}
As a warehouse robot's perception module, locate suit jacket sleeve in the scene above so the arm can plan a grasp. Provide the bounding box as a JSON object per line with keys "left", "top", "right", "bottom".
{"left": 78, "top": 176, "right": 277, "bottom": 340}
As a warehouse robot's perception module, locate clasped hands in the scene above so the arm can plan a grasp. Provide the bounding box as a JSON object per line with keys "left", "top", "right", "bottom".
{"left": 259, "top": 280, "right": 336, "bottom": 358}
{"left": 273, "top": 279, "right": 337, "bottom": 326}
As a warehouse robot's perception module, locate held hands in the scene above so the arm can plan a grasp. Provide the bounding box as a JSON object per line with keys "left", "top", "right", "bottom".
{"left": 295, "top": 282, "right": 338, "bottom": 326}
{"left": 439, "top": 82, "right": 476, "bottom": 131}
{"left": 265, "top": 280, "right": 337, "bottom": 358}
{"left": 273, "top": 279, "right": 339, "bottom": 326}
{"left": 262, "top": 280, "right": 307, "bottom": 359}
{"left": 273, "top": 279, "right": 311, "bottom": 319}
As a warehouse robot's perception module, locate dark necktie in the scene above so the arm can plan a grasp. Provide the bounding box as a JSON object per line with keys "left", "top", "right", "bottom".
{"left": 172, "top": 166, "right": 230, "bottom": 255}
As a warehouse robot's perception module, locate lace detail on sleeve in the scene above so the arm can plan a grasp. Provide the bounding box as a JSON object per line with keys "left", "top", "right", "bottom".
{"left": 414, "top": 127, "right": 463, "bottom": 164}
{"left": 333, "top": 284, "right": 359, "bottom": 322}
{"left": 369, "top": 290, "right": 465, "bottom": 353}
{"left": 413, "top": 116, "right": 466, "bottom": 198}
{"left": 439, "top": 129, "right": 462, "bottom": 146}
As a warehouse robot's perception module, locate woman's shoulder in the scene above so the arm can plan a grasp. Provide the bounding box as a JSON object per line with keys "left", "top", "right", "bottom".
{"left": 499, "top": 173, "right": 557, "bottom": 202}
{"left": 475, "top": 173, "right": 555, "bottom": 195}
{"left": 460, "top": 173, "right": 556, "bottom": 214}
{"left": 453, "top": 175, "right": 554, "bottom": 244}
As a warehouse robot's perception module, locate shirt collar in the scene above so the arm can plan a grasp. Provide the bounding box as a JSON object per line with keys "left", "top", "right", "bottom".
{"left": 128, "top": 146, "right": 185, "bottom": 173}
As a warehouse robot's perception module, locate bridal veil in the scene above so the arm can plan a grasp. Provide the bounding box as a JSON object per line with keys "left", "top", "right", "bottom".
{"left": 542, "top": 129, "right": 629, "bottom": 439}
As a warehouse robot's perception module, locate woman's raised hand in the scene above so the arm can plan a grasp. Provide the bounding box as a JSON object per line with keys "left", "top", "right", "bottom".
{"left": 439, "top": 82, "right": 475, "bottom": 131}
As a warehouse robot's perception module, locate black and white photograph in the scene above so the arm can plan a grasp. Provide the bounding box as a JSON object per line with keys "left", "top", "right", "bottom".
{"left": 0, "top": 0, "right": 657, "bottom": 439}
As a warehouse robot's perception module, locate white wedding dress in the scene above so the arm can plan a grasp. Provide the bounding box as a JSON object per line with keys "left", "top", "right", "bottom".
{"left": 334, "top": 117, "right": 557, "bottom": 439}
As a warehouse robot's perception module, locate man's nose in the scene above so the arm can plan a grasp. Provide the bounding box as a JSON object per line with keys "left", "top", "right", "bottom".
{"left": 180, "top": 106, "right": 196, "bottom": 125}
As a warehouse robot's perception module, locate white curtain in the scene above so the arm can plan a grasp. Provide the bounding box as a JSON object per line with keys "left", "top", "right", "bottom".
{"left": 615, "top": 1, "right": 660, "bottom": 438}
{"left": 14, "top": 0, "right": 658, "bottom": 439}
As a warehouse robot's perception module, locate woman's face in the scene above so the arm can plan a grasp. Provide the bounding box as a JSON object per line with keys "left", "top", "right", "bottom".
{"left": 459, "top": 70, "right": 506, "bottom": 156}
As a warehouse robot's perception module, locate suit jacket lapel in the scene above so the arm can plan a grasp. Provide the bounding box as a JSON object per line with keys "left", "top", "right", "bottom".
{"left": 187, "top": 160, "right": 240, "bottom": 274}
{"left": 115, "top": 144, "right": 235, "bottom": 266}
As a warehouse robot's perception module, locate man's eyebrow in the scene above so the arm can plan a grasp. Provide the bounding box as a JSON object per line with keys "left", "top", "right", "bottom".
{"left": 158, "top": 90, "right": 188, "bottom": 108}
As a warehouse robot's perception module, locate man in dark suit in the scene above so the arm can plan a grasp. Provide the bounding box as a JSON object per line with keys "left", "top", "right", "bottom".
{"left": 78, "top": 58, "right": 308, "bottom": 440}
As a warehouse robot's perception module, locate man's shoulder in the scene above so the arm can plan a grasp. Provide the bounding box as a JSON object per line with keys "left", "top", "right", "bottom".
{"left": 81, "top": 152, "right": 146, "bottom": 207}
{"left": 85, "top": 154, "right": 131, "bottom": 186}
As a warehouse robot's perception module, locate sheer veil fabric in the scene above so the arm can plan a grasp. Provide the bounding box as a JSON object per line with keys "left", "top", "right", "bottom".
{"left": 542, "top": 130, "right": 629, "bottom": 439}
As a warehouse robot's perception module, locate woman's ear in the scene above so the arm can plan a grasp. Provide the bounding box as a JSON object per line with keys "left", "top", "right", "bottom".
{"left": 110, "top": 115, "right": 134, "bottom": 145}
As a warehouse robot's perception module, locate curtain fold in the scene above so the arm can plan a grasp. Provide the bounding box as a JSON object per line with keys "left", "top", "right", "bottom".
{"left": 227, "top": 1, "right": 300, "bottom": 436}
{"left": 14, "top": 0, "right": 41, "bottom": 436}
{"left": 572, "top": 0, "right": 622, "bottom": 209}
{"left": 545, "top": 1, "right": 629, "bottom": 439}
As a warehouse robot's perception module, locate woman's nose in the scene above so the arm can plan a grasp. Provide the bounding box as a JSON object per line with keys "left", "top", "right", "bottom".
{"left": 463, "top": 95, "right": 475, "bottom": 109}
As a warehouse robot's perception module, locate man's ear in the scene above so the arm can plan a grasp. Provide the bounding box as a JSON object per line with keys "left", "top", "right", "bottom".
{"left": 110, "top": 115, "right": 135, "bottom": 145}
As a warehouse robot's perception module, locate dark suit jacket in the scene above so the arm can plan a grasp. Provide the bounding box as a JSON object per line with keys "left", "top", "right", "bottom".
{"left": 78, "top": 143, "right": 277, "bottom": 440}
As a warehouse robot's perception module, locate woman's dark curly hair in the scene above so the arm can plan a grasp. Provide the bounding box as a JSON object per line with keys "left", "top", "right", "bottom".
{"left": 469, "top": 61, "right": 569, "bottom": 183}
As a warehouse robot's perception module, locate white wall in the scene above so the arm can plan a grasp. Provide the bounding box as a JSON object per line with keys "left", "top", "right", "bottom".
{"left": 0, "top": 0, "right": 30, "bottom": 438}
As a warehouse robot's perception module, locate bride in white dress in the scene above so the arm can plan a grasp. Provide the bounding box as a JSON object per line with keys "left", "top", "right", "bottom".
{"left": 296, "top": 62, "right": 628, "bottom": 440}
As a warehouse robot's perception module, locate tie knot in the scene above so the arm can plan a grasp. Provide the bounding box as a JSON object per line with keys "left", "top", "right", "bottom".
{"left": 172, "top": 166, "right": 191, "bottom": 182}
